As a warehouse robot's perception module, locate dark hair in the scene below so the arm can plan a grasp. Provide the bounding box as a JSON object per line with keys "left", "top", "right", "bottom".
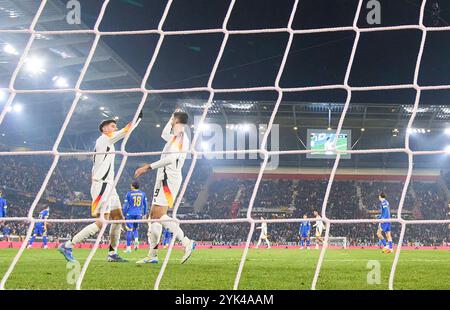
{"left": 131, "top": 181, "right": 140, "bottom": 189}
{"left": 173, "top": 112, "right": 188, "bottom": 124}
{"left": 379, "top": 192, "right": 386, "bottom": 199}
{"left": 99, "top": 119, "right": 117, "bottom": 133}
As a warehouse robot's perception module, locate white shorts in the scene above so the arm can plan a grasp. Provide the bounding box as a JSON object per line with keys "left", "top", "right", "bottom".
{"left": 152, "top": 177, "right": 181, "bottom": 208}
{"left": 315, "top": 228, "right": 324, "bottom": 237}
{"left": 90, "top": 181, "right": 121, "bottom": 216}
{"left": 259, "top": 233, "right": 267, "bottom": 240}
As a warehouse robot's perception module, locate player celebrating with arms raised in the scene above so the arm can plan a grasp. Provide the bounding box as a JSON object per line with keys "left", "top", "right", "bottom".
{"left": 123, "top": 181, "right": 148, "bottom": 253}
{"left": 59, "top": 112, "right": 142, "bottom": 262}
{"left": 135, "top": 110, "right": 195, "bottom": 264}
{"left": 377, "top": 192, "right": 393, "bottom": 254}
{"left": 299, "top": 214, "right": 311, "bottom": 250}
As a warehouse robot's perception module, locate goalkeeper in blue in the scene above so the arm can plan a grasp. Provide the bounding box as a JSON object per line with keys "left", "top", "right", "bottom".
{"left": 299, "top": 214, "right": 311, "bottom": 250}
{"left": 123, "top": 181, "right": 148, "bottom": 253}
{"left": 28, "top": 206, "right": 50, "bottom": 249}
{"left": 377, "top": 193, "right": 393, "bottom": 254}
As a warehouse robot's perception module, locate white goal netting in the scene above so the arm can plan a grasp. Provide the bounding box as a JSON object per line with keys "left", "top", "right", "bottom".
{"left": 1, "top": 0, "right": 450, "bottom": 290}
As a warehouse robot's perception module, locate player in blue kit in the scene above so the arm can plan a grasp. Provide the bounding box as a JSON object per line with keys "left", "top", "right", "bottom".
{"left": 377, "top": 193, "right": 393, "bottom": 254}
{"left": 28, "top": 206, "right": 50, "bottom": 249}
{"left": 0, "top": 190, "right": 7, "bottom": 220}
{"left": 299, "top": 214, "right": 312, "bottom": 250}
{"left": 123, "top": 181, "right": 148, "bottom": 253}
{"left": 162, "top": 228, "right": 173, "bottom": 248}
{"left": 2, "top": 224, "right": 11, "bottom": 241}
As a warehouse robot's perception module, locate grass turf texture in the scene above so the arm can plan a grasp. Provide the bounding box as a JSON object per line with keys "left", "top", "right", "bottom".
{"left": 0, "top": 248, "right": 448, "bottom": 289}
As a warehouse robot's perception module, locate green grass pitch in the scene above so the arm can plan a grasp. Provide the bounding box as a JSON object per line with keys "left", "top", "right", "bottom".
{"left": 0, "top": 248, "right": 449, "bottom": 289}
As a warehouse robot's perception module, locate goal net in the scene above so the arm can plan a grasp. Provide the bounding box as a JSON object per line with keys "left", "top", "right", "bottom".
{"left": 1, "top": 0, "right": 450, "bottom": 291}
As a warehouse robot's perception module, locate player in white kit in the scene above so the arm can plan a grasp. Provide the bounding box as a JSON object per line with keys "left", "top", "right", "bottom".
{"left": 313, "top": 210, "right": 325, "bottom": 249}
{"left": 135, "top": 110, "right": 195, "bottom": 264}
{"left": 256, "top": 217, "right": 271, "bottom": 248}
{"left": 58, "top": 113, "right": 142, "bottom": 262}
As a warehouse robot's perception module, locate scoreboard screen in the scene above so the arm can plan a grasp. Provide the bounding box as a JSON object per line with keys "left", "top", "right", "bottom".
{"left": 307, "top": 129, "right": 351, "bottom": 159}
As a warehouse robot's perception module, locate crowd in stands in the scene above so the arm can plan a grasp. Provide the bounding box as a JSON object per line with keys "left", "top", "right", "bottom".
{"left": 0, "top": 148, "right": 448, "bottom": 247}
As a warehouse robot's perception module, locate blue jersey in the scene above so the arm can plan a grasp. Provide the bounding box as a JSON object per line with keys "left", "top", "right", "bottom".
{"left": 0, "top": 197, "right": 7, "bottom": 218}
{"left": 2, "top": 227, "right": 11, "bottom": 235}
{"left": 35, "top": 209, "right": 49, "bottom": 228}
{"left": 123, "top": 190, "right": 148, "bottom": 216}
{"left": 379, "top": 200, "right": 390, "bottom": 219}
{"left": 299, "top": 221, "right": 311, "bottom": 235}
{"left": 163, "top": 228, "right": 172, "bottom": 239}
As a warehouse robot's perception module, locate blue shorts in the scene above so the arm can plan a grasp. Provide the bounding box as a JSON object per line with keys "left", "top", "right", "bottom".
{"left": 33, "top": 225, "right": 46, "bottom": 236}
{"left": 126, "top": 214, "right": 142, "bottom": 230}
{"left": 300, "top": 233, "right": 309, "bottom": 238}
{"left": 379, "top": 222, "right": 391, "bottom": 232}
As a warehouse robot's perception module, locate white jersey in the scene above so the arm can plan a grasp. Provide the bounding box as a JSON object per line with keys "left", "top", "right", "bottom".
{"left": 151, "top": 121, "right": 190, "bottom": 183}
{"left": 92, "top": 123, "right": 133, "bottom": 183}
{"left": 324, "top": 139, "right": 333, "bottom": 151}
{"left": 91, "top": 120, "right": 139, "bottom": 215}
{"left": 313, "top": 215, "right": 325, "bottom": 231}
{"left": 260, "top": 222, "right": 268, "bottom": 236}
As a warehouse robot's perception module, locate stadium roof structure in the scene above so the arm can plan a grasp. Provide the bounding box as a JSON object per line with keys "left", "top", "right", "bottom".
{"left": 0, "top": 0, "right": 449, "bottom": 157}
{"left": 169, "top": 98, "right": 450, "bottom": 131}
{"left": 0, "top": 0, "right": 144, "bottom": 87}
{"left": 0, "top": 0, "right": 163, "bottom": 140}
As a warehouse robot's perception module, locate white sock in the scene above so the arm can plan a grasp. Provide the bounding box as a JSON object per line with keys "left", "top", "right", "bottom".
{"left": 66, "top": 223, "right": 100, "bottom": 248}
{"left": 109, "top": 223, "right": 121, "bottom": 254}
{"left": 148, "top": 222, "right": 162, "bottom": 257}
{"left": 160, "top": 215, "right": 189, "bottom": 248}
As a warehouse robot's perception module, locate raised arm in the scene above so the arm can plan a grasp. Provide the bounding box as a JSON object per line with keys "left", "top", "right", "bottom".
{"left": 161, "top": 109, "right": 184, "bottom": 141}
{"left": 161, "top": 117, "right": 173, "bottom": 142}
{"left": 134, "top": 133, "right": 184, "bottom": 178}
{"left": 108, "top": 119, "right": 141, "bottom": 144}
{"left": 107, "top": 112, "right": 142, "bottom": 144}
